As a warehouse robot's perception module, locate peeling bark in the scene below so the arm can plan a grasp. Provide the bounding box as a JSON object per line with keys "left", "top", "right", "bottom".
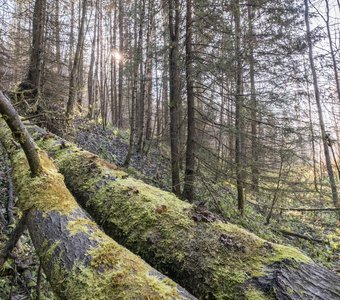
{"left": 29, "top": 125, "right": 340, "bottom": 299}
{"left": 0, "top": 119, "right": 195, "bottom": 300}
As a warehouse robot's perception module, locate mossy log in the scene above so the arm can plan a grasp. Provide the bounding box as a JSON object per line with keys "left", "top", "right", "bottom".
{"left": 0, "top": 121, "right": 195, "bottom": 300}
{"left": 30, "top": 126, "right": 340, "bottom": 300}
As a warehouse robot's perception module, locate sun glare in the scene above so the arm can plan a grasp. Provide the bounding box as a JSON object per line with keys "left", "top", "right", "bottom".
{"left": 112, "top": 49, "right": 122, "bottom": 61}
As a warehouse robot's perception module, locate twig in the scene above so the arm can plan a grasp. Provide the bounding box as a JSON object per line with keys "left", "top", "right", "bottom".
{"left": 36, "top": 262, "right": 42, "bottom": 300}
{"left": 6, "top": 167, "right": 15, "bottom": 225}
{"left": 248, "top": 200, "right": 340, "bottom": 212}
{"left": 274, "top": 228, "right": 328, "bottom": 244}
{"left": 20, "top": 114, "right": 45, "bottom": 122}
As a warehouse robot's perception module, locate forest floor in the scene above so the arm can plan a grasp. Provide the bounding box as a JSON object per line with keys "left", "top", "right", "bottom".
{"left": 0, "top": 118, "right": 339, "bottom": 299}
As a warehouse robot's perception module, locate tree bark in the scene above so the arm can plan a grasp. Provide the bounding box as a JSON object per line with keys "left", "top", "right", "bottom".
{"left": 0, "top": 115, "right": 195, "bottom": 300}
{"left": 26, "top": 0, "right": 46, "bottom": 97}
{"left": 54, "top": 0, "right": 61, "bottom": 74}
{"left": 168, "top": 0, "right": 181, "bottom": 197}
{"left": 66, "top": 0, "right": 88, "bottom": 118}
{"left": 31, "top": 126, "right": 340, "bottom": 300}
{"left": 247, "top": 1, "right": 259, "bottom": 193}
{"left": 233, "top": 0, "right": 245, "bottom": 213}
{"left": 136, "top": 0, "right": 147, "bottom": 153}
{"left": 123, "top": 0, "right": 141, "bottom": 167}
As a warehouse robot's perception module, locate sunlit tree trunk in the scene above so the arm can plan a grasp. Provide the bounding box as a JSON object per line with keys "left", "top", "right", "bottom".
{"left": 117, "top": 0, "right": 124, "bottom": 128}
{"left": 110, "top": 8, "right": 118, "bottom": 125}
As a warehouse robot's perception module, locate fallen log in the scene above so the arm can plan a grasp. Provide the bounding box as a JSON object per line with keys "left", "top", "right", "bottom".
{"left": 30, "top": 126, "right": 340, "bottom": 299}
{"left": 0, "top": 104, "right": 195, "bottom": 299}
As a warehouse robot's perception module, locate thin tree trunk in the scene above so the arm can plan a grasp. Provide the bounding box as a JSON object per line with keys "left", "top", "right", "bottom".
{"left": 69, "top": 0, "right": 75, "bottom": 74}
{"left": 233, "top": 0, "right": 245, "bottom": 213}
{"left": 136, "top": 0, "right": 147, "bottom": 153}
{"left": 55, "top": 0, "right": 61, "bottom": 74}
{"left": 87, "top": 10, "right": 97, "bottom": 119}
{"left": 110, "top": 8, "right": 118, "bottom": 125}
{"left": 248, "top": 1, "right": 259, "bottom": 192}
{"left": 168, "top": 0, "right": 181, "bottom": 197}
{"left": 304, "top": 0, "right": 339, "bottom": 208}
{"left": 117, "top": 0, "right": 124, "bottom": 128}
{"left": 265, "top": 154, "right": 284, "bottom": 225}
{"left": 183, "top": 0, "right": 196, "bottom": 202}
{"left": 305, "top": 62, "right": 319, "bottom": 192}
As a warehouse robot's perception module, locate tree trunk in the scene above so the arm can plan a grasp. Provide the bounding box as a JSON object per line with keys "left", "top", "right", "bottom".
{"left": 26, "top": 0, "right": 46, "bottom": 97}
{"left": 168, "top": 0, "right": 181, "bottom": 197}
{"left": 233, "top": 0, "right": 245, "bottom": 213}
{"left": 31, "top": 126, "right": 340, "bottom": 300}
{"left": 124, "top": 0, "right": 143, "bottom": 167}
{"left": 0, "top": 112, "right": 195, "bottom": 300}
{"left": 305, "top": 62, "right": 319, "bottom": 192}
{"left": 136, "top": 0, "right": 147, "bottom": 153}
{"left": 183, "top": 0, "right": 196, "bottom": 202}
{"left": 54, "top": 0, "right": 61, "bottom": 74}
{"left": 110, "top": 8, "right": 118, "bottom": 125}
{"left": 248, "top": 1, "right": 259, "bottom": 193}
{"left": 144, "top": 2, "right": 155, "bottom": 147}
{"left": 87, "top": 8, "right": 97, "bottom": 119}
{"left": 304, "top": 0, "right": 339, "bottom": 208}
{"left": 66, "top": 0, "right": 87, "bottom": 118}
{"left": 117, "top": 0, "right": 124, "bottom": 128}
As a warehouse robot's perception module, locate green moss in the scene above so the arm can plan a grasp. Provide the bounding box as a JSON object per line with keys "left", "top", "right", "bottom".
{"left": 245, "top": 287, "right": 268, "bottom": 300}
{"left": 59, "top": 229, "right": 182, "bottom": 300}
{"left": 67, "top": 218, "right": 97, "bottom": 236}
{"left": 10, "top": 150, "right": 78, "bottom": 214}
